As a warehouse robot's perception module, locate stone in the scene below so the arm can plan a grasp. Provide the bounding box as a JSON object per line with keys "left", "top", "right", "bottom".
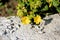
{"left": 0, "top": 14, "right": 60, "bottom": 40}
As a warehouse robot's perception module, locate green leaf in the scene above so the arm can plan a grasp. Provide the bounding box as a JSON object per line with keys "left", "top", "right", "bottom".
{"left": 41, "top": 5, "right": 48, "bottom": 11}
{"left": 56, "top": 7, "right": 60, "bottom": 13}
{"left": 53, "top": 0, "right": 59, "bottom": 7}
{"left": 27, "top": 14, "right": 35, "bottom": 19}
{"left": 32, "top": 9, "right": 37, "bottom": 12}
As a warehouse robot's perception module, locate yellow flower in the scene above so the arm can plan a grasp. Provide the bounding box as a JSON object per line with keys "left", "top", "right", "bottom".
{"left": 34, "top": 15, "right": 42, "bottom": 24}
{"left": 21, "top": 16, "right": 30, "bottom": 24}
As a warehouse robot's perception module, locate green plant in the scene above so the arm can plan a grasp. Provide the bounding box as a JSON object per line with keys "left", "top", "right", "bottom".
{"left": 16, "top": 0, "right": 42, "bottom": 24}
{"left": 16, "top": 0, "right": 60, "bottom": 24}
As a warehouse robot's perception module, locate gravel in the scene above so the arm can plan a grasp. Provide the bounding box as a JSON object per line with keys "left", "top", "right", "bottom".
{"left": 0, "top": 14, "right": 60, "bottom": 40}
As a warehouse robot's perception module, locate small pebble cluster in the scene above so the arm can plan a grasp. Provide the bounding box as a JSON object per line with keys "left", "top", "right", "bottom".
{"left": 0, "top": 16, "right": 21, "bottom": 33}
{"left": 0, "top": 16, "right": 22, "bottom": 40}
{"left": 0, "top": 14, "right": 60, "bottom": 40}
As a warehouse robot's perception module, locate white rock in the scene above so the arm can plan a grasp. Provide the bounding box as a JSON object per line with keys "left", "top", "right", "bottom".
{"left": 0, "top": 14, "right": 60, "bottom": 40}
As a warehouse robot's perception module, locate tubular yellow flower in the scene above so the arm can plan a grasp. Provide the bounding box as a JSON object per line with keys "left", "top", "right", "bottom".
{"left": 21, "top": 16, "right": 30, "bottom": 24}
{"left": 34, "top": 15, "right": 42, "bottom": 24}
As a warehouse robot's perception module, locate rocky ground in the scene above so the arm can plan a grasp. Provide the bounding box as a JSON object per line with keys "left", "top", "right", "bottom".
{"left": 0, "top": 14, "right": 60, "bottom": 40}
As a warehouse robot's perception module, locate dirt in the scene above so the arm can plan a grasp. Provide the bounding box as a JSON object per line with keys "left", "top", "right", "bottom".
{"left": 0, "top": 0, "right": 18, "bottom": 17}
